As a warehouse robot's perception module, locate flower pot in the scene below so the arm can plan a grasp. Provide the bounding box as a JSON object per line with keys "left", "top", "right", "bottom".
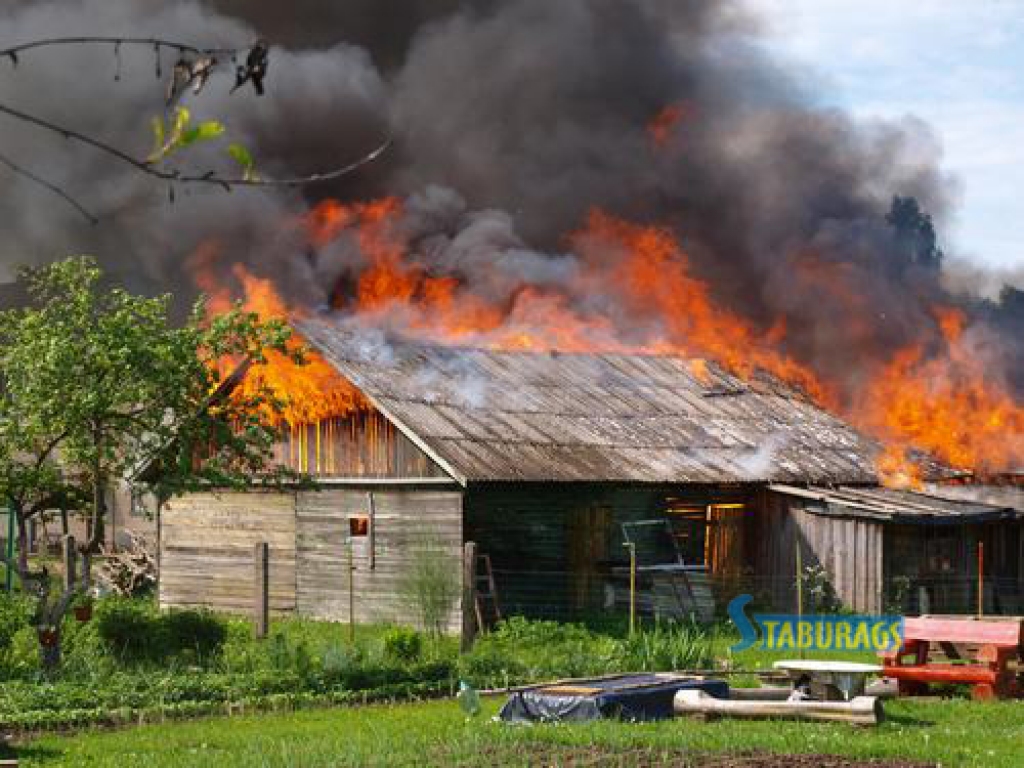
{"left": 37, "top": 628, "right": 59, "bottom": 647}
{"left": 74, "top": 604, "right": 93, "bottom": 622}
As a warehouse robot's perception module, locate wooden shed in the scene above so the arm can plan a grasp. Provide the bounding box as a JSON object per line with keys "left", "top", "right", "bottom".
{"left": 157, "top": 319, "right": 1023, "bottom": 626}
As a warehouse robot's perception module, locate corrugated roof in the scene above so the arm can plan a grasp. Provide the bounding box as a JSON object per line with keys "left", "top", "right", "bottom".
{"left": 298, "top": 319, "right": 911, "bottom": 485}
{"left": 771, "top": 484, "right": 1022, "bottom": 524}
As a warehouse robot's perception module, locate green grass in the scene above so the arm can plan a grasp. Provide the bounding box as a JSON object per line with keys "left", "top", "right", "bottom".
{"left": 11, "top": 696, "right": 1024, "bottom": 767}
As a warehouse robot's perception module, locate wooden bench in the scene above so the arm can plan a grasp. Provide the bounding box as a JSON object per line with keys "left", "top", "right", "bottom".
{"left": 880, "top": 616, "right": 1022, "bottom": 700}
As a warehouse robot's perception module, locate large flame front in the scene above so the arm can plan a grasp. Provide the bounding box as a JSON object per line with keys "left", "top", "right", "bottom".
{"left": 855, "top": 308, "right": 1024, "bottom": 483}
{"left": 191, "top": 244, "right": 368, "bottom": 426}
{"left": 193, "top": 197, "right": 1022, "bottom": 482}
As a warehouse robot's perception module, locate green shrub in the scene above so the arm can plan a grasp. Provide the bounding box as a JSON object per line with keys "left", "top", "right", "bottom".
{"left": 382, "top": 627, "right": 423, "bottom": 664}
{"left": 617, "top": 619, "right": 715, "bottom": 671}
{"left": 1, "top": 626, "right": 39, "bottom": 678}
{"left": 163, "top": 609, "right": 227, "bottom": 661}
{"left": 0, "top": 593, "right": 32, "bottom": 651}
{"left": 398, "top": 538, "right": 459, "bottom": 637}
{"left": 94, "top": 597, "right": 160, "bottom": 662}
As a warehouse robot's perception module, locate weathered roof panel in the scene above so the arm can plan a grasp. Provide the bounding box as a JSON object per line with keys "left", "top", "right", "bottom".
{"left": 298, "top": 319, "right": 902, "bottom": 484}
{"left": 771, "top": 484, "right": 1022, "bottom": 523}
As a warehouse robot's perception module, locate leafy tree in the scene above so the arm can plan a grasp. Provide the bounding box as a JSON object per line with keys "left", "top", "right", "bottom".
{"left": 0, "top": 256, "right": 301, "bottom": 669}
{"left": 886, "top": 195, "right": 943, "bottom": 272}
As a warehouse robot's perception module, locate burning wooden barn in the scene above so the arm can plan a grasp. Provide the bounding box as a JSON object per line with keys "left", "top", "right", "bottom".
{"left": 157, "top": 319, "right": 1024, "bottom": 627}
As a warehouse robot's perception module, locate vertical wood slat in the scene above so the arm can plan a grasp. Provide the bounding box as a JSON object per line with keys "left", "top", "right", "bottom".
{"left": 254, "top": 541, "right": 269, "bottom": 638}
{"left": 462, "top": 540, "right": 477, "bottom": 652}
{"left": 769, "top": 493, "right": 886, "bottom": 614}
{"left": 367, "top": 491, "right": 376, "bottom": 571}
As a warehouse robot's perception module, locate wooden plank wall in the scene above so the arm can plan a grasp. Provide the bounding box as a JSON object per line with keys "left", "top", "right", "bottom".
{"left": 271, "top": 410, "right": 449, "bottom": 479}
{"left": 159, "top": 491, "right": 297, "bottom": 614}
{"left": 295, "top": 487, "right": 463, "bottom": 631}
{"left": 756, "top": 490, "right": 883, "bottom": 613}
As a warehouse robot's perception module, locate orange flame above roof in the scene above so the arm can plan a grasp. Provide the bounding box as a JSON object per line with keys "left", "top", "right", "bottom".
{"left": 190, "top": 244, "right": 367, "bottom": 426}
{"left": 855, "top": 308, "right": 1024, "bottom": 480}
{"left": 191, "top": 199, "right": 1023, "bottom": 481}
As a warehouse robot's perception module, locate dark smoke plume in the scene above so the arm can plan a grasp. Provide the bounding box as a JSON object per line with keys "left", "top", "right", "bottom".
{"left": 0, "top": 0, "right": 1020, "bottom": 402}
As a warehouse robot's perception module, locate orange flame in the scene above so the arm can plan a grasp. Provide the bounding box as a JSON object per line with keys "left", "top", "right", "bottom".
{"left": 299, "top": 199, "right": 829, "bottom": 403}
{"left": 855, "top": 308, "right": 1024, "bottom": 478}
{"left": 189, "top": 244, "right": 367, "bottom": 426}
{"left": 648, "top": 103, "right": 691, "bottom": 147}
{"left": 193, "top": 198, "right": 1022, "bottom": 483}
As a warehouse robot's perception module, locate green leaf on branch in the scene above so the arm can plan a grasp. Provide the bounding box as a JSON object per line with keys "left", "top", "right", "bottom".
{"left": 180, "top": 121, "right": 225, "bottom": 148}
{"left": 227, "top": 143, "right": 257, "bottom": 181}
{"left": 147, "top": 108, "right": 225, "bottom": 163}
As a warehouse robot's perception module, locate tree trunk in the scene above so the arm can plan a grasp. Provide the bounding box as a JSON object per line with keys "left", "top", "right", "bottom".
{"left": 16, "top": 508, "right": 29, "bottom": 575}
{"left": 38, "top": 625, "right": 61, "bottom": 672}
{"left": 85, "top": 474, "right": 105, "bottom": 553}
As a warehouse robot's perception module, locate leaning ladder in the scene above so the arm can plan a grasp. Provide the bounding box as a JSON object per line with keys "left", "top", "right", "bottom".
{"left": 474, "top": 553, "right": 502, "bottom": 632}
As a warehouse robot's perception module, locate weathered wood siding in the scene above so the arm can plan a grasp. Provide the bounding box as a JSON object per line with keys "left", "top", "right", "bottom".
{"left": 295, "top": 487, "right": 463, "bottom": 630}
{"left": 159, "top": 491, "right": 297, "bottom": 614}
{"left": 756, "top": 490, "right": 883, "bottom": 613}
{"left": 271, "top": 411, "right": 448, "bottom": 480}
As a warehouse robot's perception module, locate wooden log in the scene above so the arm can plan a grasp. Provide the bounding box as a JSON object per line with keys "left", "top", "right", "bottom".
{"left": 727, "top": 686, "right": 792, "bottom": 701}
{"left": 253, "top": 542, "right": 269, "bottom": 639}
{"left": 674, "top": 690, "right": 883, "bottom": 726}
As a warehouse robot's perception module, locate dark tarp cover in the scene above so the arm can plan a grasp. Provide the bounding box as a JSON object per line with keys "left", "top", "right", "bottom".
{"left": 499, "top": 674, "right": 729, "bottom": 723}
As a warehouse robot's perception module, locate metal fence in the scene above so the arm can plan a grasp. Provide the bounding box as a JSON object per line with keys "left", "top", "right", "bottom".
{"left": 478, "top": 565, "right": 1024, "bottom": 626}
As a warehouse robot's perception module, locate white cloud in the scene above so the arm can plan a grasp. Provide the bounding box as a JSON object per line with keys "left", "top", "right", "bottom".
{"left": 747, "top": 0, "right": 1024, "bottom": 269}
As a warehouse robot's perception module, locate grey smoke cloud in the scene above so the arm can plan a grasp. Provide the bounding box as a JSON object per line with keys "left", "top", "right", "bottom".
{"left": 0, "top": 0, "right": 1020, "bottom": 401}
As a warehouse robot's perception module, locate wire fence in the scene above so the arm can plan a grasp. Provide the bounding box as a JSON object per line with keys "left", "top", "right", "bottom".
{"left": 481, "top": 566, "right": 1024, "bottom": 625}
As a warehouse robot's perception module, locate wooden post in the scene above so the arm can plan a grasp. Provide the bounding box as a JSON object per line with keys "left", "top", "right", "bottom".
{"left": 977, "top": 541, "right": 985, "bottom": 618}
{"left": 461, "top": 541, "right": 478, "bottom": 652}
{"left": 253, "top": 542, "right": 269, "bottom": 639}
{"left": 62, "top": 535, "right": 76, "bottom": 593}
{"left": 347, "top": 537, "right": 355, "bottom": 644}
{"left": 795, "top": 540, "right": 804, "bottom": 659}
{"left": 81, "top": 553, "right": 92, "bottom": 591}
{"left": 624, "top": 542, "right": 637, "bottom": 637}
{"left": 366, "top": 492, "right": 376, "bottom": 571}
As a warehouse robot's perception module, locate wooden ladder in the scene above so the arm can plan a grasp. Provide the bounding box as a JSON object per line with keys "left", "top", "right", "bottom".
{"left": 474, "top": 553, "right": 502, "bottom": 632}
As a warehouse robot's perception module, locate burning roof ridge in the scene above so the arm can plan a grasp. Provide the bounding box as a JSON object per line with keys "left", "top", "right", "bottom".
{"left": 293, "top": 315, "right": 819, "bottom": 399}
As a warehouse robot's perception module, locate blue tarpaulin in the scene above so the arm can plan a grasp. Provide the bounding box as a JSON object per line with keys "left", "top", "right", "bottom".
{"left": 499, "top": 674, "right": 729, "bottom": 723}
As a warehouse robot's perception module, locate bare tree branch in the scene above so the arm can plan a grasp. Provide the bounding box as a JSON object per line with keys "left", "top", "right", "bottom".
{"left": 0, "top": 34, "right": 391, "bottom": 222}
{"left": 0, "top": 100, "right": 390, "bottom": 189}
{"left": 0, "top": 36, "right": 241, "bottom": 63}
{"left": 0, "top": 150, "right": 98, "bottom": 224}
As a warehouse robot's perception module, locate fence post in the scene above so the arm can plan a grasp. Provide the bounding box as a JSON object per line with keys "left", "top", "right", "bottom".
{"left": 461, "top": 541, "right": 478, "bottom": 652}
{"left": 254, "top": 541, "right": 269, "bottom": 639}
{"left": 62, "top": 534, "right": 76, "bottom": 593}
{"left": 977, "top": 541, "right": 984, "bottom": 618}
{"left": 4, "top": 507, "right": 14, "bottom": 592}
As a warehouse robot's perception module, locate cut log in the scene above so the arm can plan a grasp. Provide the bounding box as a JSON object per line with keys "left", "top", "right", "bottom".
{"left": 727, "top": 686, "right": 792, "bottom": 701}
{"left": 674, "top": 690, "right": 883, "bottom": 726}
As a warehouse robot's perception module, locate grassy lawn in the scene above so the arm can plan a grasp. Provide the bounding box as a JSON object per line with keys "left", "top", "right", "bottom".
{"left": 11, "top": 695, "right": 1024, "bottom": 767}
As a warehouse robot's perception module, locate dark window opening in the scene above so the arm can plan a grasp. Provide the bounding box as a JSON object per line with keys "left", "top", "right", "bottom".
{"left": 349, "top": 515, "right": 370, "bottom": 538}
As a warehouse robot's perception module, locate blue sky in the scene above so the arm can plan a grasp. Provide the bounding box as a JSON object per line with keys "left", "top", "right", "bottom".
{"left": 750, "top": 0, "right": 1024, "bottom": 273}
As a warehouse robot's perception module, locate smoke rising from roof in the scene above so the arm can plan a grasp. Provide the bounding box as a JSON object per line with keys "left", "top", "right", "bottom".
{"left": 0, "top": 0, "right": 1020, "bottom": 401}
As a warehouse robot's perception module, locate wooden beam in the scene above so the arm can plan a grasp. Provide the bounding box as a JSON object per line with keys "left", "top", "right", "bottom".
{"left": 367, "top": 491, "right": 376, "bottom": 571}
{"left": 313, "top": 477, "right": 460, "bottom": 487}
{"left": 253, "top": 541, "right": 269, "bottom": 638}
{"left": 674, "top": 690, "right": 883, "bottom": 726}
{"left": 461, "top": 541, "right": 477, "bottom": 652}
